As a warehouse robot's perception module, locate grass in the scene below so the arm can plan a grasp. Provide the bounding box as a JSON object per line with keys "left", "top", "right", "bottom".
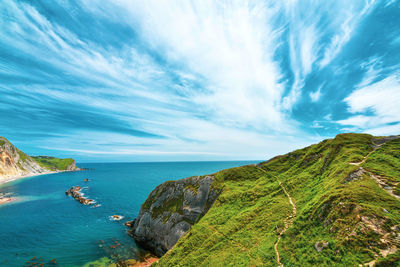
{"left": 17, "top": 150, "right": 30, "bottom": 162}
{"left": 32, "top": 156, "right": 75, "bottom": 171}
{"left": 150, "top": 133, "right": 400, "bottom": 266}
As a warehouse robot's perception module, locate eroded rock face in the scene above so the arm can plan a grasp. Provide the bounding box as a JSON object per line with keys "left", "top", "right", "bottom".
{"left": 127, "top": 175, "right": 221, "bottom": 257}
{"left": 315, "top": 241, "right": 329, "bottom": 252}
{"left": 66, "top": 159, "right": 80, "bottom": 171}
{"left": 0, "top": 137, "right": 47, "bottom": 180}
{"left": 0, "top": 137, "right": 80, "bottom": 182}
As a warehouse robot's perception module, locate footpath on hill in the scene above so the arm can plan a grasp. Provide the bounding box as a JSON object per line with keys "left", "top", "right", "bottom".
{"left": 257, "top": 167, "right": 297, "bottom": 267}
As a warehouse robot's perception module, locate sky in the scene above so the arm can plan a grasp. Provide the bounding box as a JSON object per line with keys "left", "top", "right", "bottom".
{"left": 0, "top": 0, "right": 400, "bottom": 162}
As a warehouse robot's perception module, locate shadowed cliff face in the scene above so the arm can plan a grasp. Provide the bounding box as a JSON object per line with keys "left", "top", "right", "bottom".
{"left": 0, "top": 137, "right": 79, "bottom": 182}
{"left": 127, "top": 175, "right": 221, "bottom": 256}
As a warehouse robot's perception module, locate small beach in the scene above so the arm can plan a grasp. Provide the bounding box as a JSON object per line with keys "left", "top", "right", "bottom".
{"left": 0, "top": 196, "right": 13, "bottom": 205}
{"left": 0, "top": 171, "right": 60, "bottom": 186}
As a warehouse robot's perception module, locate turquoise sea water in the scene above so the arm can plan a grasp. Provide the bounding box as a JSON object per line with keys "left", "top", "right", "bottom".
{"left": 0, "top": 161, "right": 257, "bottom": 267}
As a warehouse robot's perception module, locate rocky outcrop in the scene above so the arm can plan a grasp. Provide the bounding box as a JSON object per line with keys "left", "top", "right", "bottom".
{"left": 65, "top": 186, "right": 95, "bottom": 205}
{"left": 315, "top": 241, "right": 329, "bottom": 252}
{"left": 31, "top": 156, "right": 81, "bottom": 171}
{"left": 0, "top": 137, "right": 48, "bottom": 181}
{"left": 127, "top": 175, "right": 221, "bottom": 257}
{"left": 66, "top": 159, "right": 80, "bottom": 171}
{"left": 0, "top": 137, "right": 80, "bottom": 183}
{"left": 372, "top": 135, "right": 400, "bottom": 146}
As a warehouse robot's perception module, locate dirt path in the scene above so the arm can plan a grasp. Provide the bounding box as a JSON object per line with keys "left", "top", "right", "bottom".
{"left": 348, "top": 139, "right": 400, "bottom": 200}
{"left": 352, "top": 138, "right": 400, "bottom": 266}
{"left": 258, "top": 167, "right": 297, "bottom": 267}
{"left": 349, "top": 145, "right": 380, "bottom": 166}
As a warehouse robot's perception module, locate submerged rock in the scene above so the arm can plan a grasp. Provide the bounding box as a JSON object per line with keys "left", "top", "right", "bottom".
{"left": 127, "top": 175, "right": 221, "bottom": 257}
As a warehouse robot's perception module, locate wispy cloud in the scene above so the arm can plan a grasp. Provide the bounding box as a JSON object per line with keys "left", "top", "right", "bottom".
{"left": 0, "top": 0, "right": 398, "bottom": 161}
{"left": 309, "top": 86, "right": 323, "bottom": 102}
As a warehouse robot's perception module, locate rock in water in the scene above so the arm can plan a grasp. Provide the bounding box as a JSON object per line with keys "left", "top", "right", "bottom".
{"left": 110, "top": 215, "right": 124, "bottom": 221}
{"left": 127, "top": 175, "right": 221, "bottom": 257}
{"left": 65, "top": 186, "right": 95, "bottom": 205}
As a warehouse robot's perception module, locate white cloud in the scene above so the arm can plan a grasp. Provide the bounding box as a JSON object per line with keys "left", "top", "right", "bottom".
{"left": 320, "top": 0, "right": 377, "bottom": 68}
{"left": 338, "top": 73, "right": 400, "bottom": 135}
{"left": 311, "top": 122, "right": 324, "bottom": 129}
{"left": 0, "top": 0, "right": 384, "bottom": 160}
{"left": 324, "top": 114, "right": 332, "bottom": 120}
{"left": 309, "top": 86, "right": 322, "bottom": 102}
{"left": 107, "top": 1, "right": 290, "bottom": 131}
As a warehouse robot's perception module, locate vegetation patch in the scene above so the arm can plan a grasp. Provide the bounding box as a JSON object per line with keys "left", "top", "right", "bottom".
{"left": 32, "top": 156, "right": 75, "bottom": 171}
{"left": 153, "top": 133, "right": 400, "bottom": 266}
{"left": 151, "top": 195, "right": 185, "bottom": 220}
{"left": 185, "top": 182, "right": 200, "bottom": 195}
{"left": 18, "top": 150, "right": 29, "bottom": 162}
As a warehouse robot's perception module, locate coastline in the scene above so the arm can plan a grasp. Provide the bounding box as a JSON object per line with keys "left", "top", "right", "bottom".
{"left": 0, "top": 196, "right": 13, "bottom": 205}
{"left": 0, "top": 170, "right": 73, "bottom": 206}
{"left": 0, "top": 170, "right": 60, "bottom": 186}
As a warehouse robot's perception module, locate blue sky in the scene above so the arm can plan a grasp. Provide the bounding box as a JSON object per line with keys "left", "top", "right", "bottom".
{"left": 1, "top": 0, "right": 400, "bottom": 162}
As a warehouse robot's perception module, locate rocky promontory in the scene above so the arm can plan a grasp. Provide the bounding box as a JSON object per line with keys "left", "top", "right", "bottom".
{"left": 126, "top": 175, "right": 221, "bottom": 257}
{"left": 0, "top": 136, "right": 80, "bottom": 184}
{"left": 0, "top": 137, "right": 48, "bottom": 182}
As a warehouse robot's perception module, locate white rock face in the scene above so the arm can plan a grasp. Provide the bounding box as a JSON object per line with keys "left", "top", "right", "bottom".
{"left": 0, "top": 137, "right": 47, "bottom": 181}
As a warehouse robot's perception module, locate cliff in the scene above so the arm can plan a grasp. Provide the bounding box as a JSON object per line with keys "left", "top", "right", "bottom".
{"left": 129, "top": 133, "right": 400, "bottom": 266}
{"left": 127, "top": 175, "right": 221, "bottom": 256}
{"left": 32, "top": 156, "right": 79, "bottom": 172}
{"left": 0, "top": 137, "right": 79, "bottom": 183}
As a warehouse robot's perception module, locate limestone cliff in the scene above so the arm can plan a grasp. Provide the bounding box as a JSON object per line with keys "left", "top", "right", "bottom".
{"left": 0, "top": 137, "right": 48, "bottom": 181}
{"left": 0, "top": 137, "right": 79, "bottom": 182}
{"left": 127, "top": 175, "right": 221, "bottom": 256}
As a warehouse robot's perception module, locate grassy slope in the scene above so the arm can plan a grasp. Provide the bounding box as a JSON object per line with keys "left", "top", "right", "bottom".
{"left": 32, "top": 156, "right": 75, "bottom": 171}
{"left": 155, "top": 133, "right": 400, "bottom": 266}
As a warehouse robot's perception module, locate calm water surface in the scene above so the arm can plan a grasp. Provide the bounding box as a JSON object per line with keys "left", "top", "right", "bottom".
{"left": 0, "top": 161, "right": 257, "bottom": 267}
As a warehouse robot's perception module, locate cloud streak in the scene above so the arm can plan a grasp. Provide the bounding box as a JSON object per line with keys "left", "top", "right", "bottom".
{"left": 0, "top": 0, "right": 398, "bottom": 162}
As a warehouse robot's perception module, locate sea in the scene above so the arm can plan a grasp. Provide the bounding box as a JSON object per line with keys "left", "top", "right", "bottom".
{"left": 0, "top": 161, "right": 257, "bottom": 267}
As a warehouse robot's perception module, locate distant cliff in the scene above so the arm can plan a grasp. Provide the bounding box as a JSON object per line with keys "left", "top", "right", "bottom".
{"left": 0, "top": 137, "right": 79, "bottom": 183}
{"left": 31, "top": 156, "right": 79, "bottom": 172}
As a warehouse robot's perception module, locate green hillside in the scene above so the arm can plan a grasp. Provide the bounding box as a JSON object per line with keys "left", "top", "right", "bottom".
{"left": 32, "top": 156, "right": 76, "bottom": 171}
{"left": 153, "top": 133, "right": 400, "bottom": 266}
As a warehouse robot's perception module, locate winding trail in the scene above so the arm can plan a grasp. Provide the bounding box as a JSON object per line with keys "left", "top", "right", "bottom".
{"left": 349, "top": 139, "right": 400, "bottom": 200}
{"left": 349, "top": 142, "right": 381, "bottom": 166}
{"left": 257, "top": 167, "right": 297, "bottom": 267}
